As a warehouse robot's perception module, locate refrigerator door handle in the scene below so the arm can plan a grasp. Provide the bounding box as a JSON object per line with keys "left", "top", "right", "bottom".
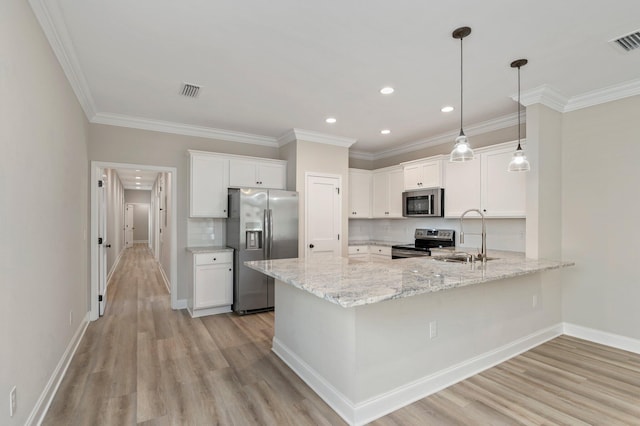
{"left": 263, "top": 209, "right": 269, "bottom": 259}
{"left": 268, "top": 209, "right": 274, "bottom": 259}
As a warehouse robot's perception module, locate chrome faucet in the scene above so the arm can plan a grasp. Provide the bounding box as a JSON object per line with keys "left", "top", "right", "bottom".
{"left": 460, "top": 209, "right": 487, "bottom": 262}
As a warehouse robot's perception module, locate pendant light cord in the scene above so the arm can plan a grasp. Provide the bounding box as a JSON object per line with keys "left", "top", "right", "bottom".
{"left": 459, "top": 37, "right": 464, "bottom": 136}
{"left": 517, "top": 65, "right": 522, "bottom": 150}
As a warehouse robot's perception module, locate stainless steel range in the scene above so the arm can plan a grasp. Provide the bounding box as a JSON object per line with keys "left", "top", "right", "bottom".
{"left": 391, "top": 229, "right": 455, "bottom": 259}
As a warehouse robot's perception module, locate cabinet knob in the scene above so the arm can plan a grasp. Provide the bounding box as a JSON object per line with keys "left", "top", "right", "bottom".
{"left": 309, "top": 244, "right": 315, "bottom": 248}
{"left": 229, "top": 268, "right": 232, "bottom": 271}
{"left": 213, "top": 258, "right": 216, "bottom": 261}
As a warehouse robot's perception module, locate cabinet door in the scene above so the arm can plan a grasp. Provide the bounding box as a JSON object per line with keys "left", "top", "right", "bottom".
{"left": 444, "top": 158, "right": 481, "bottom": 217}
{"left": 190, "top": 154, "right": 229, "bottom": 217}
{"left": 371, "top": 171, "right": 389, "bottom": 218}
{"left": 257, "top": 163, "right": 286, "bottom": 189}
{"left": 387, "top": 168, "right": 404, "bottom": 218}
{"left": 420, "top": 161, "right": 442, "bottom": 188}
{"left": 349, "top": 170, "right": 372, "bottom": 218}
{"left": 229, "top": 159, "right": 258, "bottom": 187}
{"left": 194, "top": 263, "right": 233, "bottom": 309}
{"left": 482, "top": 146, "right": 526, "bottom": 217}
{"left": 403, "top": 164, "right": 423, "bottom": 190}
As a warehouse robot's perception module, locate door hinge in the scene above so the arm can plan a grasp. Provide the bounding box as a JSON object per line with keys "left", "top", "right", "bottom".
{"left": 336, "top": 187, "right": 340, "bottom": 195}
{"left": 98, "top": 295, "right": 103, "bottom": 302}
{"left": 338, "top": 234, "right": 340, "bottom": 240}
{"left": 98, "top": 180, "right": 103, "bottom": 187}
{"left": 98, "top": 237, "right": 103, "bottom": 244}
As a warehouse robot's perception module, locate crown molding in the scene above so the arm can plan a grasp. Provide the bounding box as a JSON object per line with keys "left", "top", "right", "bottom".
{"left": 564, "top": 78, "right": 640, "bottom": 112}
{"left": 516, "top": 85, "right": 568, "bottom": 112}
{"left": 92, "top": 113, "right": 279, "bottom": 147}
{"left": 28, "top": 0, "right": 97, "bottom": 119}
{"left": 351, "top": 112, "right": 520, "bottom": 161}
{"left": 348, "top": 150, "right": 376, "bottom": 161}
{"left": 278, "top": 128, "right": 357, "bottom": 148}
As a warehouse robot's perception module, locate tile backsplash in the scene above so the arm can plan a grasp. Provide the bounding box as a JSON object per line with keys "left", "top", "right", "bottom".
{"left": 187, "top": 218, "right": 226, "bottom": 247}
{"left": 349, "top": 217, "right": 526, "bottom": 252}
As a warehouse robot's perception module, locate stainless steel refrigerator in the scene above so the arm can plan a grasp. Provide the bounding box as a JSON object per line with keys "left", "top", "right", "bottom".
{"left": 227, "top": 188, "right": 298, "bottom": 314}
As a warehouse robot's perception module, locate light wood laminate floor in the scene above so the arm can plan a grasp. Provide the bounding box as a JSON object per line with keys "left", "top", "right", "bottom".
{"left": 44, "top": 244, "right": 640, "bottom": 425}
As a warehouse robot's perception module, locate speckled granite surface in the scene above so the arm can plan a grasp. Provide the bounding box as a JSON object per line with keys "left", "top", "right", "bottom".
{"left": 185, "top": 246, "right": 233, "bottom": 253}
{"left": 245, "top": 251, "right": 574, "bottom": 308}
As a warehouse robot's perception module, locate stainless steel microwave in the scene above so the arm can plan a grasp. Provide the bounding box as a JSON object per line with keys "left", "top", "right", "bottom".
{"left": 402, "top": 188, "right": 444, "bottom": 217}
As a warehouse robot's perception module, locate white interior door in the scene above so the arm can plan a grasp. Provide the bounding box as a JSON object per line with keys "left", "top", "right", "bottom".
{"left": 305, "top": 173, "right": 342, "bottom": 258}
{"left": 125, "top": 204, "right": 134, "bottom": 248}
{"left": 98, "top": 170, "right": 107, "bottom": 316}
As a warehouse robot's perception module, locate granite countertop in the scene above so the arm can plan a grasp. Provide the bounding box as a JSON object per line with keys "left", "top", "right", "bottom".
{"left": 348, "top": 240, "right": 408, "bottom": 247}
{"left": 244, "top": 250, "right": 574, "bottom": 308}
{"left": 185, "top": 245, "right": 234, "bottom": 253}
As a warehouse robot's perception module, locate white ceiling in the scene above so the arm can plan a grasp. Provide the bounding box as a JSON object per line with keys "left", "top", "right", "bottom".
{"left": 115, "top": 169, "right": 158, "bottom": 191}
{"left": 33, "top": 0, "right": 640, "bottom": 158}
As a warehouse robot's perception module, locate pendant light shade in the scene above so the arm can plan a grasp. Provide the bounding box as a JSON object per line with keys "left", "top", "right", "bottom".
{"left": 450, "top": 26, "right": 474, "bottom": 162}
{"left": 508, "top": 59, "right": 531, "bottom": 172}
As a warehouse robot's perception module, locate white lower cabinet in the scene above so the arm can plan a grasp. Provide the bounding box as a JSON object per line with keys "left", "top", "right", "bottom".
{"left": 348, "top": 245, "right": 391, "bottom": 261}
{"left": 189, "top": 251, "right": 233, "bottom": 317}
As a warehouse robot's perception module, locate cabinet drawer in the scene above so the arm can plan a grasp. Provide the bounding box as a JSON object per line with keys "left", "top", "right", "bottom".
{"left": 348, "top": 245, "right": 369, "bottom": 255}
{"left": 195, "top": 252, "right": 233, "bottom": 265}
{"left": 369, "top": 246, "right": 391, "bottom": 257}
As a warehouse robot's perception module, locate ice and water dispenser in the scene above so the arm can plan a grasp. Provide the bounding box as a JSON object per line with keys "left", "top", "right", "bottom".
{"left": 245, "top": 222, "right": 262, "bottom": 250}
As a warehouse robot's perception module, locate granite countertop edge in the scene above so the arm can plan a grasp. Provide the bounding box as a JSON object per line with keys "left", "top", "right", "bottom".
{"left": 186, "top": 246, "right": 234, "bottom": 253}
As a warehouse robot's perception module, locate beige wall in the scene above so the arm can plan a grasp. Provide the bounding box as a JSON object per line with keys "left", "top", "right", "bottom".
{"left": 0, "top": 0, "right": 90, "bottom": 423}
{"left": 294, "top": 140, "right": 350, "bottom": 256}
{"left": 125, "top": 189, "right": 151, "bottom": 204}
{"left": 88, "top": 124, "right": 280, "bottom": 300}
{"left": 561, "top": 95, "right": 640, "bottom": 339}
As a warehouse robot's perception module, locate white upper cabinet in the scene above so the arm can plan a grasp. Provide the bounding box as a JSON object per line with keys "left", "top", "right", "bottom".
{"left": 372, "top": 166, "right": 404, "bottom": 218}
{"left": 190, "top": 152, "right": 229, "bottom": 218}
{"left": 229, "top": 158, "right": 286, "bottom": 189}
{"left": 403, "top": 157, "right": 443, "bottom": 190}
{"left": 444, "top": 142, "right": 526, "bottom": 218}
{"left": 348, "top": 169, "right": 372, "bottom": 218}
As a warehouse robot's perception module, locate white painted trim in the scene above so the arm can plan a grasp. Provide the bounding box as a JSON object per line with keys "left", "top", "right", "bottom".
{"left": 92, "top": 113, "right": 279, "bottom": 147}
{"left": 564, "top": 78, "right": 640, "bottom": 112}
{"left": 272, "top": 337, "right": 356, "bottom": 425}
{"left": 517, "top": 85, "right": 569, "bottom": 112}
{"left": 106, "top": 248, "right": 124, "bottom": 289}
{"left": 26, "top": 312, "right": 90, "bottom": 426}
{"left": 28, "top": 0, "right": 97, "bottom": 119}
{"left": 279, "top": 128, "right": 357, "bottom": 148}
{"left": 563, "top": 323, "right": 640, "bottom": 355}
{"left": 189, "top": 305, "right": 232, "bottom": 318}
{"left": 174, "top": 299, "right": 188, "bottom": 310}
{"left": 186, "top": 149, "right": 286, "bottom": 165}
{"left": 91, "top": 161, "right": 179, "bottom": 321}
{"left": 274, "top": 324, "right": 562, "bottom": 426}
{"left": 349, "top": 113, "right": 520, "bottom": 161}
{"left": 158, "top": 262, "right": 172, "bottom": 295}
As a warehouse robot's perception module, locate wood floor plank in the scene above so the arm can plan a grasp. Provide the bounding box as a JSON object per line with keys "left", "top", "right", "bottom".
{"left": 43, "top": 245, "right": 640, "bottom": 425}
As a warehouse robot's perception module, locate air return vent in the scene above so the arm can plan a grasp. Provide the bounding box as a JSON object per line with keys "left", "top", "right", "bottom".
{"left": 180, "top": 82, "right": 201, "bottom": 98}
{"left": 611, "top": 30, "right": 640, "bottom": 52}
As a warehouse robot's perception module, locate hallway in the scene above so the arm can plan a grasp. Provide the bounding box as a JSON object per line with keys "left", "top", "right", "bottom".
{"left": 43, "top": 244, "right": 344, "bottom": 425}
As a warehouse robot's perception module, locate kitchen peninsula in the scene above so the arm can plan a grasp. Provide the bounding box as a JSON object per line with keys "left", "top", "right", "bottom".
{"left": 246, "top": 253, "right": 574, "bottom": 425}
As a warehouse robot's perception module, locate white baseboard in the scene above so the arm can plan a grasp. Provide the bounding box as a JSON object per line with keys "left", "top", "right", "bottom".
{"left": 273, "top": 324, "right": 563, "bottom": 426}
{"left": 563, "top": 322, "right": 640, "bottom": 354}
{"left": 175, "top": 299, "right": 188, "bottom": 310}
{"left": 158, "top": 262, "right": 171, "bottom": 294}
{"left": 27, "top": 312, "right": 90, "bottom": 426}
{"left": 106, "top": 248, "right": 124, "bottom": 288}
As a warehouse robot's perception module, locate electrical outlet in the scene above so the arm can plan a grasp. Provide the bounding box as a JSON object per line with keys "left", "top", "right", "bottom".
{"left": 9, "top": 386, "right": 16, "bottom": 417}
{"left": 532, "top": 295, "right": 538, "bottom": 308}
{"left": 429, "top": 321, "right": 438, "bottom": 339}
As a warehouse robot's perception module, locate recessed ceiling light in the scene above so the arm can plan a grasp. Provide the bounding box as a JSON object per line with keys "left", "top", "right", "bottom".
{"left": 135, "top": 176, "right": 141, "bottom": 179}
{"left": 135, "top": 182, "right": 141, "bottom": 185}
{"left": 135, "top": 169, "right": 141, "bottom": 172}
{"left": 381, "top": 129, "right": 391, "bottom": 135}
{"left": 441, "top": 106, "right": 454, "bottom": 113}
{"left": 380, "top": 87, "right": 394, "bottom": 95}
{"left": 325, "top": 117, "right": 337, "bottom": 124}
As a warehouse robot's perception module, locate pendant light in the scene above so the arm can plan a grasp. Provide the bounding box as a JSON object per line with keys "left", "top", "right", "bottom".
{"left": 508, "top": 59, "right": 531, "bottom": 172}
{"left": 450, "top": 26, "right": 474, "bottom": 162}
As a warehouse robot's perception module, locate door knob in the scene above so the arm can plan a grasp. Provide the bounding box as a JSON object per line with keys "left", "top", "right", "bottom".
{"left": 309, "top": 244, "right": 315, "bottom": 248}
{"left": 105, "top": 244, "right": 111, "bottom": 248}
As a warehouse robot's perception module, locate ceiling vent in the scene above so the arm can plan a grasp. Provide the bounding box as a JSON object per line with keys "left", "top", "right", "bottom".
{"left": 180, "top": 82, "right": 201, "bottom": 98}
{"left": 611, "top": 30, "right": 640, "bottom": 52}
